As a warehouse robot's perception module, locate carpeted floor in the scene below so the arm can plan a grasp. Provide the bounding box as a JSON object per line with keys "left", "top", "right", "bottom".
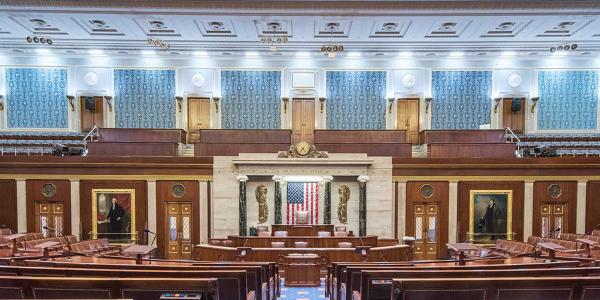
{"left": 279, "top": 279, "right": 327, "bottom": 299}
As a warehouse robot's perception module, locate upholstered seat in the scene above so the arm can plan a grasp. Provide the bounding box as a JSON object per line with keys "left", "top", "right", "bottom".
{"left": 338, "top": 242, "right": 353, "bottom": 248}
{"left": 256, "top": 225, "right": 269, "bottom": 232}
{"left": 257, "top": 231, "right": 271, "bottom": 237}
{"left": 335, "top": 225, "right": 347, "bottom": 232}
{"left": 294, "top": 241, "right": 308, "bottom": 248}
{"left": 271, "top": 241, "right": 285, "bottom": 248}
{"left": 295, "top": 210, "right": 309, "bottom": 224}
{"left": 317, "top": 231, "right": 331, "bottom": 237}
{"left": 334, "top": 231, "right": 348, "bottom": 237}
{"left": 274, "top": 231, "right": 288, "bottom": 237}
{"left": 221, "top": 240, "right": 234, "bottom": 247}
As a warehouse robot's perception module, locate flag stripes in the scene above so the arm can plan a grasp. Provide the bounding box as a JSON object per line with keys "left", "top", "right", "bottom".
{"left": 286, "top": 182, "right": 319, "bottom": 224}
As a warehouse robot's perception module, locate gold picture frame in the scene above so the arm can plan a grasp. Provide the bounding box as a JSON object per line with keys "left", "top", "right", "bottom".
{"left": 92, "top": 189, "right": 136, "bottom": 244}
{"left": 469, "top": 190, "right": 513, "bottom": 244}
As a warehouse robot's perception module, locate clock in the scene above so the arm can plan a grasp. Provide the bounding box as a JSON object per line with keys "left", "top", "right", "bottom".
{"left": 294, "top": 141, "right": 311, "bottom": 157}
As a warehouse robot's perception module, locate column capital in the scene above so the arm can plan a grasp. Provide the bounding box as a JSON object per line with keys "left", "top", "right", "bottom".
{"left": 524, "top": 180, "right": 535, "bottom": 184}
{"left": 69, "top": 179, "right": 80, "bottom": 183}
{"left": 236, "top": 175, "right": 249, "bottom": 182}
{"left": 357, "top": 175, "right": 369, "bottom": 183}
{"left": 146, "top": 178, "right": 157, "bottom": 183}
{"left": 322, "top": 176, "right": 333, "bottom": 182}
{"left": 272, "top": 175, "right": 283, "bottom": 182}
{"left": 577, "top": 180, "right": 589, "bottom": 184}
{"left": 448, "top": 180, "right": 459, "bottom": 184}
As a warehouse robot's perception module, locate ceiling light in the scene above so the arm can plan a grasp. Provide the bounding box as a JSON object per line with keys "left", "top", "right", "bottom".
{"left": 398, "top": 51, "right": 413, "bottom": 57}
{"left": 501, "top": 51, "right": 516, "bottom": 57}
{"left": 552, "top": 51, "right": 568, "bottom": 56}
{"left": 245, "top": 51, "right": 259, "bottom": 57}
{"left": 193, "top": 51, "right": 208, "bottom": 56}
{"left": 449, "top": 51, "right": 464, "bottom": 57}
{"left": 296, "top": 52, "right": 311, "bottom": 58}
{"left": 89, "top": 49, "right": 104, "bottom": 55}
{"left": 348, "top": 52, "right": 362, "bottom": 57}
{"left": 35, "top": 48, "right": 51, "bottom": 54}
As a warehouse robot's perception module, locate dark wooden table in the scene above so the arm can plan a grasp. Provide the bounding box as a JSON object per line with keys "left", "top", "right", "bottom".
{"left": 280, "top": 254, "right": 323, "bottom": 287}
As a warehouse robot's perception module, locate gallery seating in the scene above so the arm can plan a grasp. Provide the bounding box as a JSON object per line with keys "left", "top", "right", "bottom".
{"left": 516, "top": 133, "right": 600, "bottom": 157}
{"left": 490, "top": 239, "right": 535, "bottom": 257}
{"left": 0, "top": 131, "right": 85, "bottom": 156}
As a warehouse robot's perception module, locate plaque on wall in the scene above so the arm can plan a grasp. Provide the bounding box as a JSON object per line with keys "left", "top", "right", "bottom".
{"left": 420, "top": 184, "right": 434, "bottom": 198}
{"left": 171, "top": 184, "right": 186, "bottom": 198}
{"left": 547, "top": 184, "right": 561, "bottom": 198}
{"left": 42, "top": 183, "right": 56, "bottom": 198}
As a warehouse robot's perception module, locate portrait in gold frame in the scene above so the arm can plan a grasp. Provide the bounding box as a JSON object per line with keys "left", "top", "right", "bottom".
{"left": 92, "top": 189, "right": 136, "bottom": 244}
{"left": 469, "top": 190, "right": 512, "bottom": 244}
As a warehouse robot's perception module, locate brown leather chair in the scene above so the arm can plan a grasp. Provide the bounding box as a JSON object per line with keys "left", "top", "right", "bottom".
{"left": 334, "top": 231, "right": 348, "bottom": 237}
{"left": 258, "top": 231, "right": 271, "bottom": 237}
{"left": 318, "top": 231, "right": 331, "bottom": 237}
{"left": 338, "top": 242, "right": 353, "bottom": 248}
{"left": 271, "top": 241, "right": 285, "bottom": 248}
{"left": 294, "top": 241, "right": 308, "bottom": 248}
{"left": 295, "top": 211, "right": 310, "bottom": 224}
{"left": 274, "top": 231, "right": 288, "bottom": 237}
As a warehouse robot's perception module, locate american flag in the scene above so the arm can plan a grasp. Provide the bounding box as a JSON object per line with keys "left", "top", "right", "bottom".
{"left": 286, "top": 182, "right": 319, "bottom": 224}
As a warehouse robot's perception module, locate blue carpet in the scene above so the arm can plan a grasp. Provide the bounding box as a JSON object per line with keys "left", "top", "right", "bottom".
{"left": 279, "top": 278, "right": 327, "bottom": 299}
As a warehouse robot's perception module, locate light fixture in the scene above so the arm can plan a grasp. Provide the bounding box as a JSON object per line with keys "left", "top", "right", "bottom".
{"left": 245, "top": 51, "right": 259, "bottom": 57}
{"left": 296, "top": 52, "right": 311, "bottom": 58}
{"left": 26, "top": 35, "right": 53, "bottom": 45}
{"left": 319, "top": 97, "right": 326, "bottom": 113}
{"left": 550, "top": 43, "right": 577, "bottom": 54}
{"left": 66, "top": 95, "right": 75, "bottom": 111}
{"left": 501, "top": 51, "right": 516, "bottom": 57}
{"left": 35, "top": 48, "right": 51, "bottom": 54}
{"left": 449, "top": 51, "right": 464, "bottom": 57}
{"left": 425, "top": 97, "right": 433, "bottom": 114}
{"left": 212, "top": 96, "right": 220, "bottom": 113}
{"left": 103, "top": 96, "right": 113, "bottom": 112}
{"left": 347, "top": 52, "right": 362, "bottom": 57}
{"left": 282, "top": 97, "right": 289, "bottom": 113}
{"left": 398, "top": 51, "right": 413, "bottom": 57}
{"left": 141, "top": 50, "right": 155, "bottom": 55}
{"left": 175, "top": 96, "right": 183, "bottom": 112}
{"left": 320, "top": 22, "right": 345, "bottom": 58}
{"left": 89, "top": 49, "right": 104, "bottom": 55}
{"left": 193, "top": 51, "right": 208, "bottom": 56}
{"left": 530, "top": 96, "right": 540, "bottom": 113}
{"left": 147, "top": 37, "right": 171, "bottom": 50}
{"left": 260, "top": 22, "right": 289, "bottom": 52}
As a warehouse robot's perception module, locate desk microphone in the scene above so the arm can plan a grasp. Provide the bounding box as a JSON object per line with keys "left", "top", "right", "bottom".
{"left": 144, "top": 229, "right": 157, "bottom": 235}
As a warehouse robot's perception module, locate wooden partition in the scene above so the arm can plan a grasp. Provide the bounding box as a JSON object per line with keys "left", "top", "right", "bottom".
{"left": 0, "top": 180, "right": 17, "bottom": 231}
{"left": 195, "top": 129, "right": 291, "bottom": 156}
{"left": 87, "top": 142, "right": 178, "bottom": 156}
{"left": 587, "top": 181, "right": 600, "bottom": 233}
{"left": 314, "top": 130, "right": 412, "bottom": 157}
{"left": 26, "top": 180, "right": 71, "bottom": 235}
{"left": 271, "top": 224, "right": 334, "bottom": 236}
{"left": 226, "top": 235, "right": 378, "bottom": 248}
{"left": 97, "top": 128, "right": 187, "bottom": 143}
{"left": 419, "top": 129, "right": 506, "bottom": 144}
{"left": 428, "top": 143, "right": 516, "bottom": 158}
{"left": 533, "top": 181, "right": 577, "bottom": 237}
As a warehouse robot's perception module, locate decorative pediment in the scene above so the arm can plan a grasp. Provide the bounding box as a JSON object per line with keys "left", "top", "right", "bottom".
{"left": 278, "top": 143, "right": 328, "bottom": 159}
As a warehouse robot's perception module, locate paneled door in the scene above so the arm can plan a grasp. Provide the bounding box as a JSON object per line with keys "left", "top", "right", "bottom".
{"left": 292, "top": 99, "right": 315, "bottom": 144}
{"left": 502, "top": 98, "right": 525, "bottom": 133}
{"left": 187, "top": 98, "right": 211, "bottom": 143}
{"left": 80, "top": 96, "right": 104, "bottom": 132}
{"left": 397, "top": 99, "right": 420, "bottom": 144}
{"left": 413, "top": 203, "right": 439, "bottom": 260}
{"left": 165, "top": 202, "right": 193, "bottom": 260}
{"left": 35, "top": 202, "right": 64, "bottom": 238}
{"left": 540, "top": 203, "right": 567, "bottom": 238}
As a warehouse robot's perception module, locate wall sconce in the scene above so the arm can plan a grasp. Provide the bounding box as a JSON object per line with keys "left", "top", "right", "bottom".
{"left": 212, "top": 97, "right": 220, "bottom": 113}
{"left": 0, "top": 95, "right": 4, "bottom": 111}
{"left": 282, "top": 97, "right": 289, "bottom": 114}
{"left": 103, "top": 96, "right": 113, "bottom": 112}
{"left": 319, "top": 97, "right": 326, "bottom": 113}
{"left": 493, "top": 97, "right": 503, "bottom": 113}
{"left": 387, "top": 97, "right": 395, "bottom": 114}
{"left": 530, "top": 97, "right": 539, "bottom": 113}
{"left": 425, "top": 97, "right": 432, "bottom": 114}
{"left": 66, "top": 95, "right": 75, "bottom": 111}
{"left": 175, "top": 96, "right": 183, "bottom": 113}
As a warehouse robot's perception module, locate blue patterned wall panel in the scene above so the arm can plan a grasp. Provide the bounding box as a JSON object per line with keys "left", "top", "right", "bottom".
{"left": 537, "top": 70, "right": 598, "bottom": 130}
{"left": 326, "top": 71, "right": 386, "bottom": 129}
{"left": 221, "top": 71, "right": 281, "bottom": 129}
{"left": 114, "top": 69, "right": 176, "bottom": 128}
{"left": 6, "top": 68, "right": 68, "bottom": 128}
{"left": 431, "top": 71, "right": 492, "bottom": 129}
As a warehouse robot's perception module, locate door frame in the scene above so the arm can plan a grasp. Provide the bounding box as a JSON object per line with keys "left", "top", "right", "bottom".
{"left": 396, "top": 98, "right": 421, "bottom": 144}
{"left": 291, "top": 98, "right": 317, "bottom": 144}
{"left": 498, "top": 93, "right": 529, "bottom": 133}
{"left": 76, "top": 90, "right": 109, "bottom": 131}
{"left": 186, "top": 97, "right": 212, "bottom": 143}
{"left": 183, "top": 92, "right": 215, "bottom": 131}
{"left": 393, "top": 93, "right": 426, "bottom": 131}
{"left": 532, "top": 181, "right": 577, "bottom": 237}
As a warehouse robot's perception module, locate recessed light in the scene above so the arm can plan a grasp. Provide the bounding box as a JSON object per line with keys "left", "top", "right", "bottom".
{"left": 424, "top": 52, "right": 435, "bottom": 57}
{"left": 501, "top": 51, "right": 516, "bottom": 57}
{"left": 449, "top": 51, "right": 464, "bottom": 57}
{"left": 35, "top": 48, "right": 51, "bottom": 54}
{"left": 398, "top": 51, "right": 413, "bottom": 57}
{"left": 296, "top": 52, "right": 311, "bottom": 58}
{"left": 476, "top": 52, "right": 488, "bottom": 56}
{"left": 528, "top": 52, "right": 539, "bottom": 56}
{"left": 193, "top": 51, "right": 208, "bottom": 56}
{"left": 347, "top": 52, "right": 361, "bottom": 57}
{"left": 245, "top": 51, "right": 259, "bottom": 57}
{"left": 141, "top": 50, "right": 155, "bottom": 55}
{"left": 89, "top": 49, "right": 104, "bottom": 55}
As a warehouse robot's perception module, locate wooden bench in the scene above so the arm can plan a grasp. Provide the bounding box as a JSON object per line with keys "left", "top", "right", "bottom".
{"left": 69, "top": 239, "right": 120, "bottom": 255}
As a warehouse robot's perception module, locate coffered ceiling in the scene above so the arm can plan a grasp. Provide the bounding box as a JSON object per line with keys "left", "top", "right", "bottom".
{"left": 0, "top": 0, "right": 598, "bottom": 59}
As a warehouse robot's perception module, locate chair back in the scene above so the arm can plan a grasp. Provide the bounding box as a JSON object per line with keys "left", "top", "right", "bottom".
{"left": 256, "top": 225, "right": 269, "bottom": 232}
{"left": 258, "top": 231, "right": 271, "bottom": 237}
{"left": 338, "top": 242, "right": 353, "bottom": 248}
{"left": 294, "top": 241, "right": 308, "bottom": 248}
{"left": 317, "top": 231, "right": 331, "bottom": 237}
{"left": 334, "top": 225, "right": 347, "bottom": 232}
{"left": 334, "top": 231, "right": 348, "bottom": 237}
{"left": 274, "top": 231, "right": 288, "bottom": 237}
{"left": 271, "top": 241, "right": 285, "bottom": 248}
{"left": 295, "top": 210, "right": 309, "bottom": 224}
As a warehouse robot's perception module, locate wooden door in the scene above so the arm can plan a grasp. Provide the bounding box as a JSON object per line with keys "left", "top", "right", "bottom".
{"left": 165, "top": 202, "right": 193, "bottom": 260}
{"left": 80, "top": 96, "right": 104, "bottom": 132}
{"left": 502, "top": 98, "right": 525, "bottom": 133}
{"left": 292, "top": 99, "right": 315, "bottom": 144}
{"left": 540, "top": 203, "right": 567, "bottom": 238}
{"left": 35, "top": 202, "right": 64, "bottom": 238}
{"left": 397, "top": 99, "right": 420, "bottom": 144}
{"left": 413, "top": 203, "right": 439, "bottom": 260}
{"left": 187, "top": 98, "right": 211, "bottom": 143}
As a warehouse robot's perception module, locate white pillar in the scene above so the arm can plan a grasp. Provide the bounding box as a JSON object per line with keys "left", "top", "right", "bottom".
{"left": 199, "top": 180, "right": 209, "bottom": 244}
{"left": 448, "top": 181, "right": 458, "bottom": 243}
{"left": 70, "top": 179, "right": 80, "bottom": 239}
{"left": 397, "top": 180, "right": 407, "bottom": 239}
{"left": 577, "top": 180, "right": 588, "bottom": 234}
{"left": 147, "top": 179, "right": 157, "bottom": 238}
{"left": 523, "top": 180, "right": 534, "bottom": 242}
{"left": 16, "top": 179, "right": 26, "bottom": 233}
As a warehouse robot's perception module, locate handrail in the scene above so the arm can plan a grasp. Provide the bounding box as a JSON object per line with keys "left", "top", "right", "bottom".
{"left": 82, "top": 126, "right": 99, "bottom": 144}
{"left": 505, "top": 127, "right": 522, "bottom": 157}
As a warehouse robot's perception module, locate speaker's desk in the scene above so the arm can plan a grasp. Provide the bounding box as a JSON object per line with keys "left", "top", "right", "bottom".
{"left": 270, "top": 224, "right": 334, "bottom": 236}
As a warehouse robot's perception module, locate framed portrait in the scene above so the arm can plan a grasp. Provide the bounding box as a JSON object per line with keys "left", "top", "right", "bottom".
{"left": 92, "top": 189, "right": 136, "bottom": 244}
{"left": 469, "top": 190, "right": 513, "bottom": 244}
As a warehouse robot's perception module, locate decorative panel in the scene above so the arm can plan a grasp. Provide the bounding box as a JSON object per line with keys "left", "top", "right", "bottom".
{"left": 326, "top": 71, "right": 386, "bottom": 129}
{"left": 537, "top": 70, "right": 598, "bottom": 130}
{"left": 6, "top": 68, "right": 68, "bottom": 128}
{"left": 431, "top": 71, "right": 492, "bottom": 129}
{"left": 114, "top": 69, "right": 176, "bottom": 128}
{"left": 220, "top": 71, "right": 281, "bottom": 129}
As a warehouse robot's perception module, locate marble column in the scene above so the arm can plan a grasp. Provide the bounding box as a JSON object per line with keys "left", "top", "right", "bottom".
{"left": 273, "top": 176, "right": 283, "bottom": 224}
{"left": 146, "top": 179, "right": 157, "bottom": 245}
{"left": 448, "top": 181, "right": 458, "bottom": 243}
{"left": 70, "top": 179, "right": 80, "bottom": 239}
{"left": 358, "top": 175, "right": 369, "bottom": 237}
{"left": 523, "top": 180, "right": 534, "bottom": 241}
{"left": 323, "top": 176, "right": 333, "bottom": 225}
{"left": 577, "top": 180, "right": 588, "bottom": 234}
{"left": 199, "top": 180, "right": 209, "bottom": 243}
{"left": 397, "top": 180, "right": 407, "bottom": 239}
{"left": 237, "top": 175, "right": 249, "bottom": 236}
{"left": 16, "top": 179, "right": 26, "bottom": 233}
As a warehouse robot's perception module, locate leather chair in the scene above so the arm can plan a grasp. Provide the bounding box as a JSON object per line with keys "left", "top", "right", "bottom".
{"left": 274, "top": 231, "right": 288, "bottom": 237}
{"left": 271, "top": 241, "right": 285, "bottom": 248}
{"left": 294, "top": 241, "right": 308, "bottom": 248}
{"left": 256, "top": 225, "right": 269, "bottom": 232}
{"left": 335, "top": 225, "right": 347, "bottom": 232}
{"left": 258, "top": 231, "right": 271, "bottom": 237}
{"left": 221, "top": 240, "right": 234, "bottom": 247}
{"left": 334, "top": 231, "right": 348, "bottom": 237}
{"left": 295, "top": 210, "right": 310, "bottom": 224}
{"left": 338, "top": 242, "right": 353, "bottom": 248}
{"left": 318, "top": 231, "right": 331, "bottom": 237}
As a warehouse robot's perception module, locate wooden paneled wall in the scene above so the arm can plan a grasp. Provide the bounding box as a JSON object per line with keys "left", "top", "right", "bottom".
{"left": 532, "top": 181, "right": 577, "bottom": 237}
{"left": 0, "top": 180, "right": 17, "bottom": 230}
{"left": 586, "top": 181, "right": 600, "bottom": 233}
{"left": 405, "top": 181, "right": 449, "bottom": 257}
{"left": 79, "top": 181, "right": 147, "bottom": 241}
{"left": 156, "top": 180, "right": 200, "bottom": 258}
{"left": 26, "top": 180, "right": 71, "bottom": 234}
{"left": 457, "top": 182, "right": 524, "bottom": 243}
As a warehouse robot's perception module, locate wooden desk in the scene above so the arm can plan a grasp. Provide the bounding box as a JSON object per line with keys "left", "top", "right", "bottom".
{"left": 447, "top": 243, "right": 480, "bottom": 266}
{"left": 271, "top": 224, "right": 334, "bottom": 236}
{"left": 226, "top": 235, "right": 378, "bottom": 248}
{"left": 34, "top": 241, "right": 61, "bottom": 260}
{"left": 281, "top": 254, "right": 323, "bottom": 287}
{"left": 123, "top": 245, "right": 156, "bottom": 264}
{"left": 577, "top": 238, "right": 598, "bottom": 258}
{"left": 538, "top": 242, "right": 567, "bottom": 260}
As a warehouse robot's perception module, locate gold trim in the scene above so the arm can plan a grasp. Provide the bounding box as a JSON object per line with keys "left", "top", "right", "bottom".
{"left": 0, "top": 174, "right": 213, "bottom": 181}
{"left": 92, "top": 188, "right": 136, "bottom": 243}
{"left": 393, "top": 176, "right": 600, "bottom": 181}
{"left": 469, "top": 190, "right": 513, "bottom": 242}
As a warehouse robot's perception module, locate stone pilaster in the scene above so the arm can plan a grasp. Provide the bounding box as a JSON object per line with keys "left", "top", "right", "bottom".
{"left": 323, "top": 176, "right": 333, "bottom": 225}
{"left": 523, "top": 180, "right": 534, "bottom": 241}
{"left": 237, "top": 175, "right": 249, "bottom": 236}
{"left": 577, "top": 180, "right": 588, "bottom": 234}
{"left": 146, "top": 179, "right": 157, "bottom": 245}
{"left": 273, "top": 176, "right": 283, "bottom": 224}
{"left": 358, "top": 175, "right": 369, "bottom": 236}
{"left": 448, "top": 180, "right": 458, "bottom": 243}
{"left": 69, "top": 179, "right": 80, "bottom": 239}
{"left": 16, "top": 179, "right": 26, "bottom": 233}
